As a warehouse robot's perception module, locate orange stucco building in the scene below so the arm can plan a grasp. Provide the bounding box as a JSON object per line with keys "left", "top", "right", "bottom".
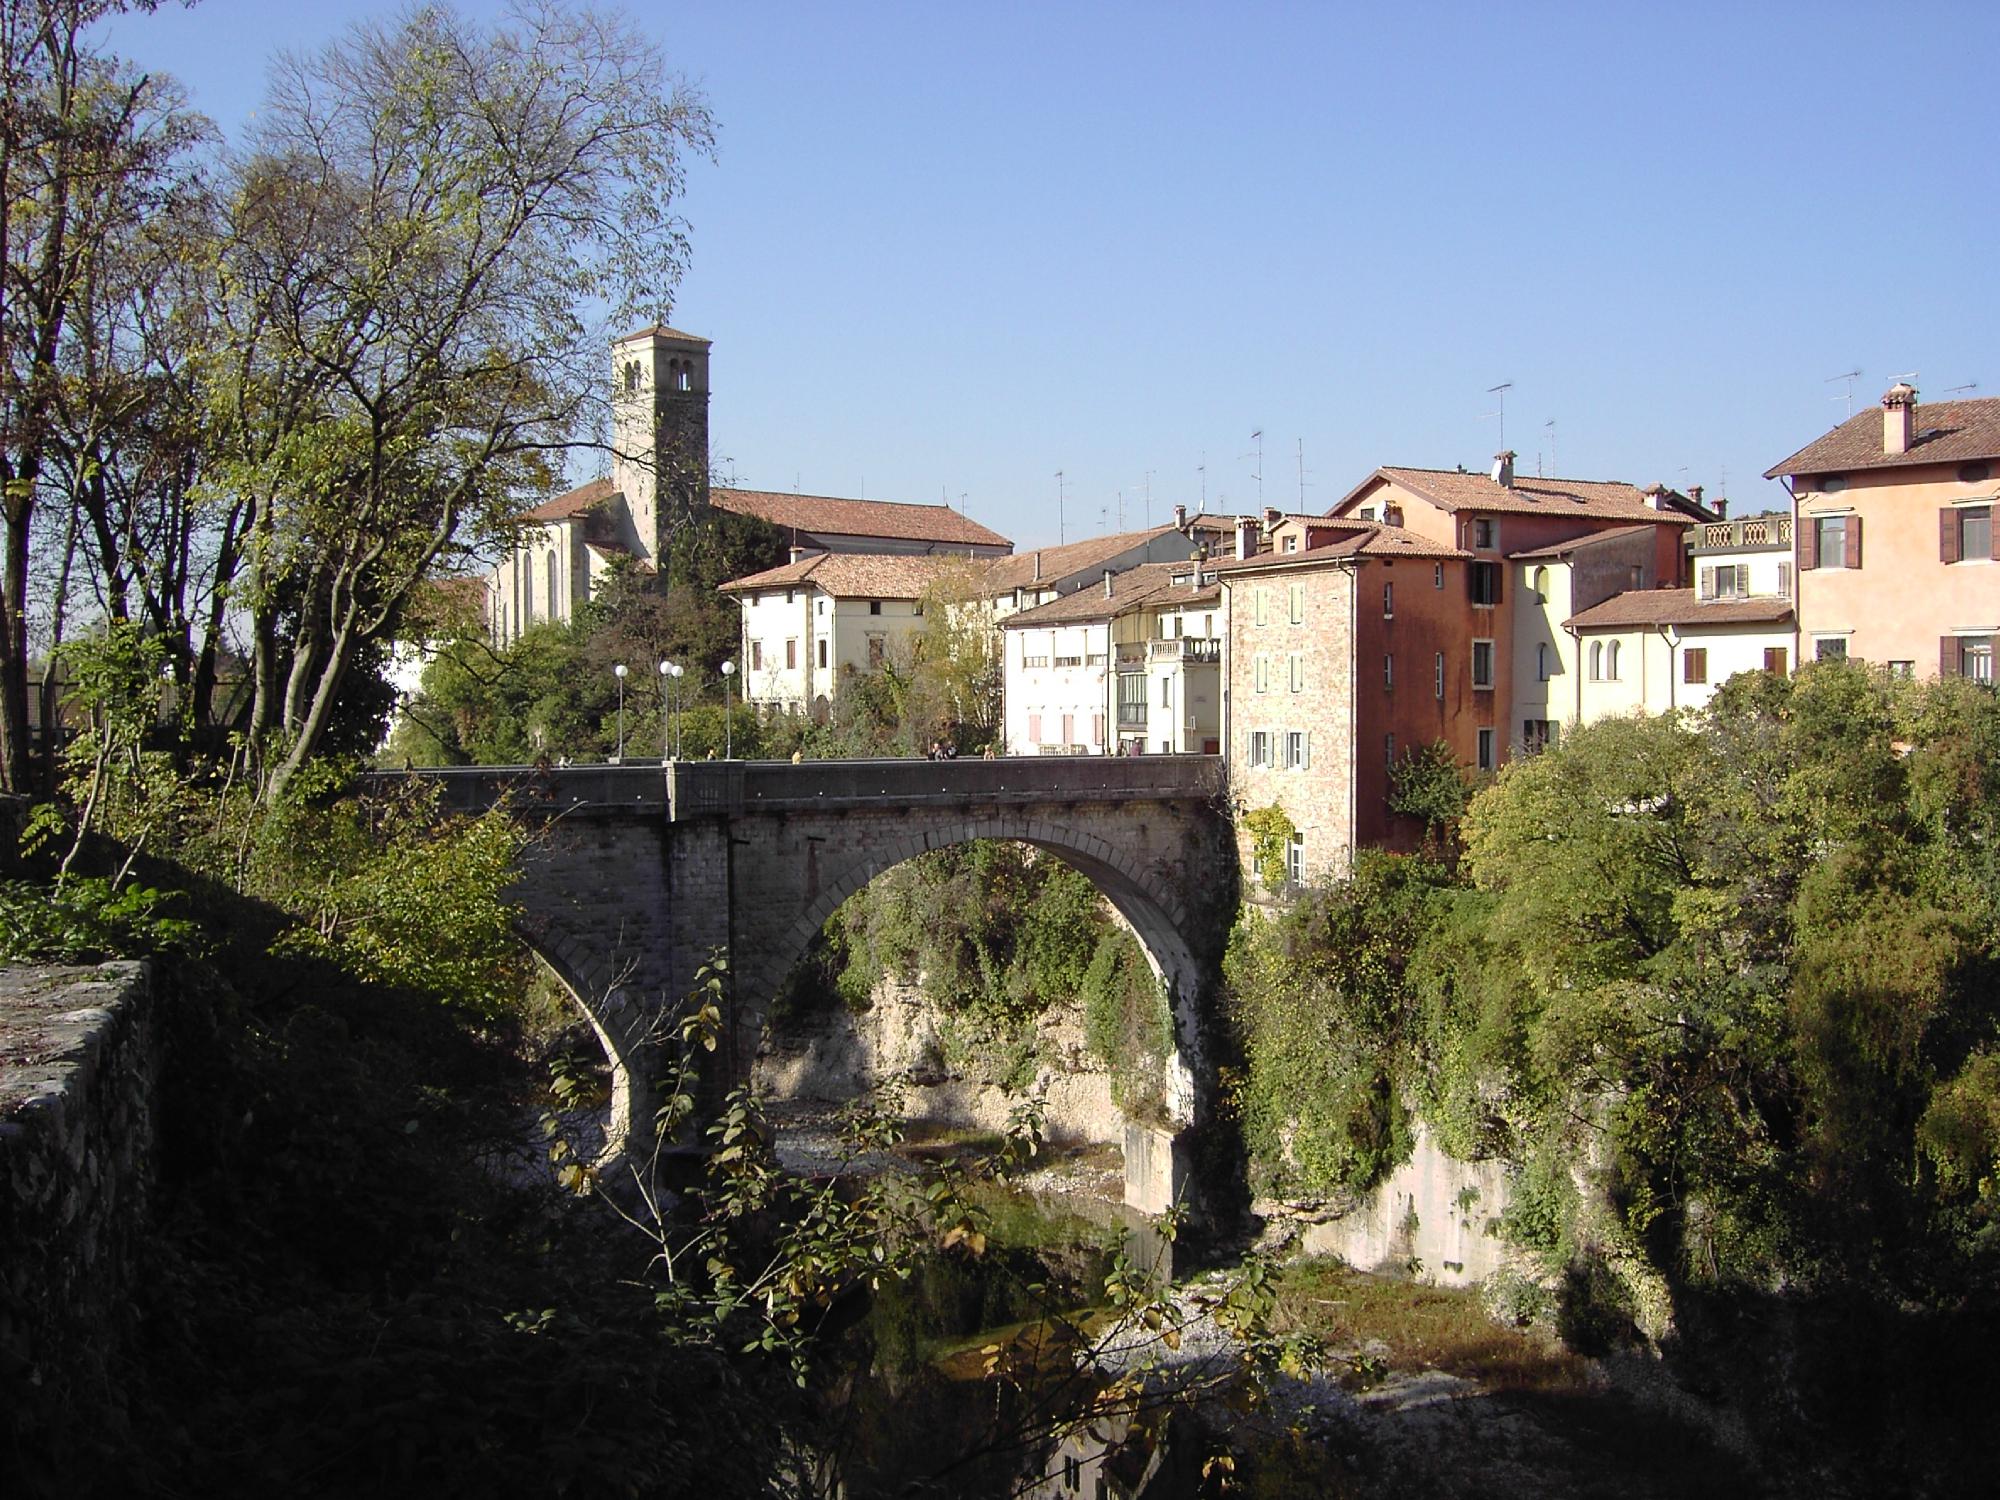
{"left": 1766, "top": 384, "right": 2000, "bottom": 680}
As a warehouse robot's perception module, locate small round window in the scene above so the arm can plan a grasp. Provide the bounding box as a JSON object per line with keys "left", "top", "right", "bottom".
{"left": 1820, "top": 475, "right": 1848, "bottom": 494}
{"left": 1958, "top": 461, "right": 1991, "bottom": 484}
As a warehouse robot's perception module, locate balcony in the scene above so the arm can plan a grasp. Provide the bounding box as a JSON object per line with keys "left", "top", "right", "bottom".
{"left": 1114, "top": 642, "right": 1148, "bottom": 670}
{"left": 1116, "top": 703, "right": 1148, "bottom": 729}
{"left": 1692, "top": 515, "right": 1792, "bottom": 553}
{"left": 1149, "top": 637, "right": 1221, "bottom": 663}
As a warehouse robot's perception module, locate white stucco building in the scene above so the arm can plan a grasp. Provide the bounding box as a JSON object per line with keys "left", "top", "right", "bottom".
{"left": 1000, "top": 562, "right": 1221, "bottom": 756}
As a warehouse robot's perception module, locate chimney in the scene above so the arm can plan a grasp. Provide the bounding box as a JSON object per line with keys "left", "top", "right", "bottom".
{"left": 1642, "top": 484, "right": 1670, "bottom": 511}
{"left": 1103, "top": 569, "right": 1114, "bottom": 598}
{"left": 1173, "top": 503, "right": 1188, "bottom": 529}
{"left": 1033, "top": 550, "right": 1042, "bottom": 581}
{"left": 1714, "top": 496, "right": 1728, "bottom": 519}
{"left": 1235, "top": 517, "right": 1257, "bottom": 561}
{"left": 1491, "top": 450, "right": 1516, "bottom": 487}
{"left": 789, "top": 545, "right": 808, "bottom": 564}
{"left": 1883, "top": 382, "right": 1918, "bottom": 455}
{"left": 1688, "top": 484, "right": 1704, "bottom": 509}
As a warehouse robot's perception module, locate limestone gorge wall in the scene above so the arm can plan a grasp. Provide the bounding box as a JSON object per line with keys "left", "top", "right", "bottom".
{"left": 754, "top": 976, "right": 1128, "bottom": 1150}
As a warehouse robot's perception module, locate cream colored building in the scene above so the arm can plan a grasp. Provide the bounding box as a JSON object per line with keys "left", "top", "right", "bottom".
{"left": 721, "top": 553, "right": 958, "bottom": 717}
{"left": 1768, "top": 383, "right": 1999, "bottom": 679}
{"left": 1000, "top": 563, "right": 1221, "bottom": 756}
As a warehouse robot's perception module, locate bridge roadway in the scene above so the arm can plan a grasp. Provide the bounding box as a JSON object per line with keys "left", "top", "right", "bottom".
{"left": 365, "top": 755, "right": 1237, "bottom": 1214}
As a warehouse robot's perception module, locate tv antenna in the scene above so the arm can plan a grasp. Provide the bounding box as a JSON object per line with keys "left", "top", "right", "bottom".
{"left": 1484, "top": 383, "right": 1513, "bottom": 448}
{"left": 1141, "top": 470, "right": 1154, "bottom": 526}
{"left": 1197, "top": 456, "right": 1207, "bottom": 510}
{"left": 1295, "top": 438, "right": 1310, "bottom": 508}
{"left": 1542, "top": 418, "right": 1557, "bottom": 477}
{"left": 1242, "top": 429, "right": 1264, "bottom": 509}
{"left": 1054, "top": 470, "right": 1067, "bottom": 545}
{"left": 1944, "top": 380, "right": 1980, "bottom": 397}
{"left": 1825, "top": 369, "right": 1862, "bottom": 415}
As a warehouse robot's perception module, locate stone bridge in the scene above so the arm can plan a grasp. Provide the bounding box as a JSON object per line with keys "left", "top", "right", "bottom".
{"left": 377, "top": 756, "right": 1237, "bottom": 1212}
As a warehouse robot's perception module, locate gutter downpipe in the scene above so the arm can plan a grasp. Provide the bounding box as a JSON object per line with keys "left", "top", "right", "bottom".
{"left": 1565, "top": 622, "right": 1582, "bottom": 726}
{"left": 1660, "top": 624, "right": 1678, "bottom": 713}
{"left": 1347, "top": 560, "right": 1359, "bottom": 880}
{"left": 1779, "top": 474, "right": 1800, "bottom": 670}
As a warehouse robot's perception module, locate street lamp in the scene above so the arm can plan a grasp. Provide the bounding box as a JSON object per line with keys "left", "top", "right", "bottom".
{"left": 613, "top": 662, "right": 628, "bottom": 762}
{"left": 720, "top": 659, "right": 736, "bottom": 759}
{"left": 659, "top": 660, "right": 683, "bottom": 759}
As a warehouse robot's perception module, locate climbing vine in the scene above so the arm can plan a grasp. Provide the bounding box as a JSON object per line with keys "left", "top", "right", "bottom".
{"left": 1240, "top": 803, "right": 1298, "bottom": 894}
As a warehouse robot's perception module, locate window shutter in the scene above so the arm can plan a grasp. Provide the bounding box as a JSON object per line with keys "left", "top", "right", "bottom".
{"left": 1941, "top": 508, "right": 1961, "bottom": 564}
{"left": 1941, "top": 637, "right": 1959, "bottom": 677}
{"left": 1300, "top": 732, "right": 1310, "bottom": 770}
{"left": 1492, "top": 564, "right": 1503, "bottom": 604}
{"left": 1799, "top": 518, "right": 1817, "bottom": 570}
{"left": 1734, "top": 564, "right": 1751, "bottom": 595}
{"left": 1845, "top": 515, "right": 1863, "bottom": 569}
{"left": 1699, "top": 566, "right": 1715, "bottom": 600}
{"left": 1778, "top": 562, "right": 1793, "bottom": 598}
{"left": 1992, "top": 519, "right": 2000, "bottom": 562}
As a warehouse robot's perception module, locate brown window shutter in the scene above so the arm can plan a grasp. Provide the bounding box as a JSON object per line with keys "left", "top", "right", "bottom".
{"left": 1799, "top": 518, "right": 1817, "bottom": 570}
{"left": 1992, "top": 520, "right": 2000, "bottom": 562}
{"left": 1846, "top": 515, "right": 1863, "bottom": 569}
{"left": 1941, "top": 508, "right": 1961, "bottom": 564}
{"left": 1942, "top": 636, "right": 1958, "bottom": 677}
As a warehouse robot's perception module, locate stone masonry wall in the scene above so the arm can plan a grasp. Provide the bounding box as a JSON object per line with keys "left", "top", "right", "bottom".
{"left": 0, "top": 961, "right": 157, "bottom": 1426}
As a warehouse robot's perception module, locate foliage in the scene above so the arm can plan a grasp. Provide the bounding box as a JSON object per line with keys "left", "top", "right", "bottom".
{"left": 1240, "top": 803, "right": 1297, "bottom": 894}
{"left": 1387, "top": 738, "right": 1473, "bottom": 849}
{"left": 1080, "top": 929, "right": 1176, "bottom": 1117}
{"left": 0, "top": 874, "right": 198, "bottom": 960}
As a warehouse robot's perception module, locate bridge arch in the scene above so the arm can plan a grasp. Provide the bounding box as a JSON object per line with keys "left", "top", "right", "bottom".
{"left": 735, "top": 815, "right": 1207, "bottom": 1127}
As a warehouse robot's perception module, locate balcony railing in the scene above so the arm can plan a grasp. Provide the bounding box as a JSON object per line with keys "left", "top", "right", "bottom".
{"left": 1149, "top": 637, "right": 1221, "bottom": 663}
{"left": 1694, "top": 515, "right": 1792, "bottom": 552}
{"left": 1114, "top": 642, "right": 1147, "bottom": 668}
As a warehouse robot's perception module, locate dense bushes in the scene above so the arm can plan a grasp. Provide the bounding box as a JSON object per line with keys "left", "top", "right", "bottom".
{"left": 1227, "top": 664, "right": 2000, "bottom": 1303}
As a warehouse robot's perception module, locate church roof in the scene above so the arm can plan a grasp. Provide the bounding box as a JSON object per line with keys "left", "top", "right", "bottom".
{"left": 518, "top": 476, "right": 616, "bottom": 523}
{"left": 713, "top": 487, "right": 1012, "bottom": 549}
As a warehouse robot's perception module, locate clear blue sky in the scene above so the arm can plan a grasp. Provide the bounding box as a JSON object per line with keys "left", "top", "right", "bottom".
{"left": 105, "top": 0, "right": 2000, "bottom": 549}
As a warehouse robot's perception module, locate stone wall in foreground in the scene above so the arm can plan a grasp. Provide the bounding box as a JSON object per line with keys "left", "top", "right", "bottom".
{"left": 0, "top": 960, "right": 157, "bottom": 1417}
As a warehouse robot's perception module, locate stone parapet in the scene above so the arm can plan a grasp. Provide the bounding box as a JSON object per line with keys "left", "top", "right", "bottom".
{"left": 0, "top": 960, "right": 156, "bottom": 1416}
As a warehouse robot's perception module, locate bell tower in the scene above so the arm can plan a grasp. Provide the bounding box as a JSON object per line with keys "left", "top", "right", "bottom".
{"left": 609, "top": 325, "right": 712, "bottom": 569}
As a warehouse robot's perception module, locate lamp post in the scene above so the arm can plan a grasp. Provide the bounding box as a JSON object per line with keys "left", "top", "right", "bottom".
{"left": 720, "top": 659, "right": 736, "bottom": 759}
{"left": 613, "top": 662, "right": 628, "bottom": 762}
{"left": 659, "top": 660, "right": 683, "bottom": 759}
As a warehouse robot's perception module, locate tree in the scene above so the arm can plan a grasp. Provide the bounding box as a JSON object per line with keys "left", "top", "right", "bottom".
{"left": 1, "top": 0, "right": 198, "bottom": 792}
{"left": 201, "top": 2, "right": 713, "bottom": 798}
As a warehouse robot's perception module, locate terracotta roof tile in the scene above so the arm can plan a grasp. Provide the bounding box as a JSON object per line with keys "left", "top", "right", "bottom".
{"left": 1001, "top": 563, "right": 1220, "bottom": 625}
{"left": 1507, "top": 523, "right": 1659, "bottom": 560}
{"left": 1343, "top": 467, "right": 1700, "bottom": 526}
{"left": 979, "top": 526, "right": 1190, "bottom": 592}
{"left": 615, "top": 324, "right": 711, "bottom": 345}
{"left": 1565, "top": 589, "right": 1794, "bottom": 631}
{"left": 1215, "top": 522, "right": 1470, "bottom": 573}
{"left": 519, "top": 476, "right": 617, "bottom": 523}
{"left": 719, "top": 552, "right": 961, "bottom": 600}
{"left": 712, "top": 487, "right": 1012, "bottom": 548}
{"left": 1764, "top": 396, "right": 2000, "bottom": 479}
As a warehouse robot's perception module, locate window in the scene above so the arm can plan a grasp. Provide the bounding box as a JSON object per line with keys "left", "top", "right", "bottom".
{"left": 1589, "top": 641, "right": 1604, "bottom": 680}
{"left": 1470, "top": 561, "right": 1501, "bottom": 606}
{"left": 1282, "top": 534, "right": 1299, "bottom": 553}
{"left": 1811, "top": 514, "right": 1849, "bottom": 569}
{"left": 1288, "top": 583, "right": 1304, "bottom": 624}
{"left": 1061, "top": 713, "right": 1074, "bottom": 744}
{"left": 817, "top": 639, "right": 828, "bottom": 669}
{"left": 1477, "top": 727, "right": 1496, "bottom": 771}
{"left": 1764, "top": 646, "right": 1789, "bottom": 675}
{"left": 818, "top": 598, "right": 827, "bottom": 615}
{"left": 785, "top": 589, "right": 795, "bottom": 604}
{"left": 1288, "top": 653, "right": 1304, "bottom": 692}
{"left": 1815, "top": 637, "right": 1848, "bottom": 662}
{"left": 1607, "top": 640, "right": 1621, "bottom": 678}
{"left": 1471, "top": 639, "right": 1495, "bottom": 689}
{"left": 1433, "top": 563, "right": 1443, "bottom": 589}
{"left": 1254, "top": 655, "right": 1270, "bottom": 693}
{"left": 1285, "top": 833, "right": 1306, "bottom": 886}
{"left": 786, "top": 638, "right": 798, "bottom": 670}
{"left": 750, "top": 640, "right": 764, "bottom": 671}
{"left": 867, "top": 634, "right": 886, "bottom": 669}
{"left": 1160, "top": 675, "right": 1173, "bottom": 708}
{"left": 1284, "top": 730, "right": 1308, "bottom": 769}
{"left": 1536, "top": 642, "right": 1550, "bottom": 682}
{"left": 1091, "top": 713, "right": 1105, "bottom": 745}
{"left": 1531, "top": 565, "right": 1550, "bottom": 602}
{"left": 1684, "top": 647, "right": 1708, "bottom": 685}
{"left": 1888, "top": 661, "right": 1915, "bottom": 678}
{"left": 1254, "top": 589, "right": 1269, "bottom": 626}
{"left": 1385, "top": 732, "right": 1396, "bottom": 767}
{"left": 1249, "top": 730, "right": 1272, "bottom": 768}
{"left": 1027, "top": 712, "right": 1042, "bottom": 744}
{"left": 1778, "top": 562, "right": 1794, "bottom": 598}
{"left": 1383, "top": 581, "right": 1394, "bottom": 618}
{"left": 1434, "top": 651, "right": 1445, "bottom": 698}
{"left": 546, "top": 552, "right": 559, "bottom": 617}
{"left": 1117, "top": 674, "right": 1147, "bottom": 726}
{"left": 1384, "top": 653, "right": 1394, "bottom": 690}
{"left": 1472, "top": 518, "right": 1497, "bottom": 550}
{"left": 1522, "top": 719, "right": 1557, "bottom": 755}
{"left": 1945, "top": 636, "right": 1995, "bottom": 682}
{"left": 1944, "top": 505, "right": 1994, "bottom": 562}
{"left": 1701, "top": 565, "right": 1749, "bottom": 600}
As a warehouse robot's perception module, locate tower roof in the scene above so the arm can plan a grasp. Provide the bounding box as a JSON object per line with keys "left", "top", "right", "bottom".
{"left": 614, "top": 323, "right": 711, "bottom": 346}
